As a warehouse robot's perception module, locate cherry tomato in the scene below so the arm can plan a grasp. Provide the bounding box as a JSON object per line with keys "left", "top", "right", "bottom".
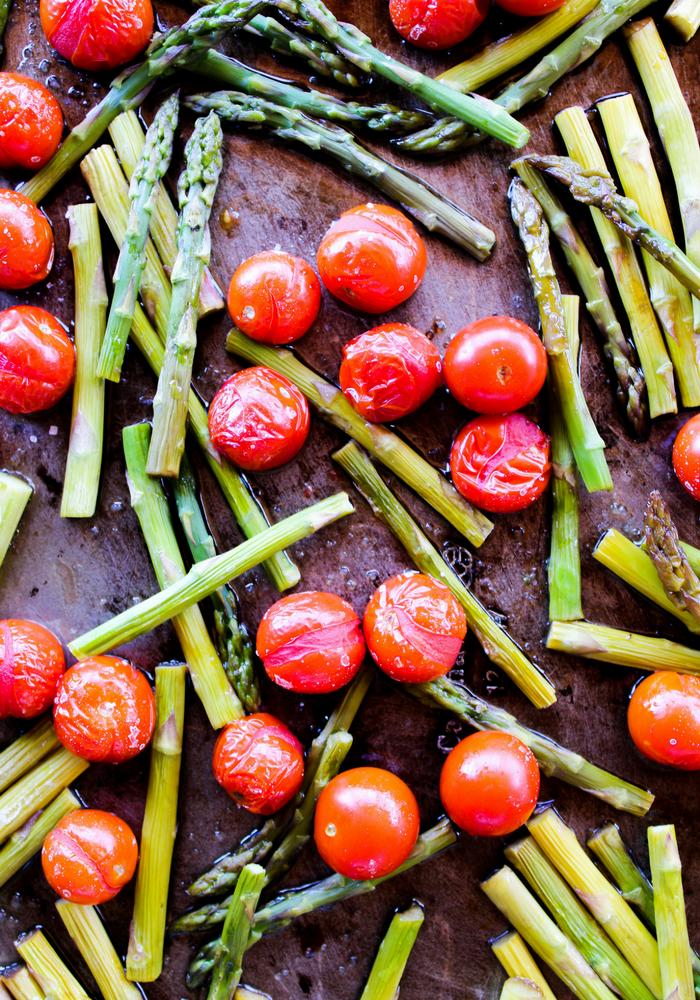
{"left": 0, "top": 619, "right": 65, "bottom": 720}
{"left": 363, "top": 571, "right": 466, "bottom": 683}
{"left": 389, "top": 0, "right": 489, "bottom": 49}
{"left": 628, "top": 672, "right": 700, "bottom": 770}
{"left": 439, "top": 731, "right": 540, "bottom": 836}
{"left": 208, "top": 366, "right": 310, "bottom": 472}
{"left": 339, "top": 323, "right": 443, "bottom": 424}
{"left": 314, "top": 766, "right": 419, "bottom": 880}
{"left": 0, "top": 190, "right": 54, "bottom": 291}
{"left": 40, "top": 0, "right": 154, "bottom": 71}
{"left": 317, "top": 204, "right": 427, "bottom": 314}
{"left": 444, "top": 316, "right": 547, "bottom": 414}
{"left": 227, "top": 251, "right": 321, "bottom": 345}
{"left": 53, "top": 655, "right": 155, "bottom": 764}
{"left": 0, "top": 73, "right": 63, "bottom": 171}
{"left": 450, "top": 413, "right": 551, "bottom": 514}
{"left": 0, "top": 306, "right": 75, "bottom": 414}
{"left": 42, "top": 809, "right": 138, "bottom": 904}
{"left": 213, "top": 713, "right": 304, "bottom": 815}
{"left": 673, "top": 414, "right": 700, "bottom": 502}
{"left": 495, "top": 0, "right": 565, "bottom": 16}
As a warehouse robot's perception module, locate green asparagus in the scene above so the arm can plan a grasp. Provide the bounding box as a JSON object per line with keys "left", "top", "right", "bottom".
{"left": 665, "top": 0, "right": 700, "bottom": 39}
{"left": 56, "top": 903, "right": 141, "bottom": 1000}
{"left": 547, "top": 620, "right": 700, "bottom": 676}
{"left": 644, "top": 491, "right": 700, "bottom": 621}
{"left": 0, "top": 789, "right": 79, "bottom": 889}
{"left": 360, "top": 904, "right": 424, "bottom": 1000}
{"left": 647, "top": 825, "right": 694, "bottom": 1000}
{"left": 0, "top": 473, "right": 32, "bottom": 570}
{"left": 207, "top": 864, "right": 266, "bottom": 1000}
{"left": 492, "top": 933, "right": 558, "bottom": 1000}
{"left": 243, "top": 13, "right": 362, "bottom": 86}
{"left": 16, "top": 929, "right": 90, "bottom": 1000}
{"left": 0, "top": 720, "right": 59, "bottom": 795}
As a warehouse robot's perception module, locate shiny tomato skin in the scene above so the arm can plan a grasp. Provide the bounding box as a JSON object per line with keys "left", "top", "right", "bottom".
{"left": 673, "top": 414, "right": 700, "bottom": 502}
{"left": 0, "top": 190, "right": 54, "bottom": 291}
{"left": 213, "top": 713, "right": 304, "bottom": 815}
{"left": 317, "top": 204, "right": 427, "bottom": 314}
{"left": 0, "top": 619, "right": 65, "bottom": 720}
{"left": 53, "top": 655, "right": 155, "bottom": 764}
{"left": 440, "top": 732, "right": 540, "bottom": 836}
{"left": 314, "top": 766, "right": 420, "bottom": 880}
{"left": 0, "top": 306, "right": 75, "bottom": 414}
{"left": 339, "top": 323, "right": 443, "bottom": 423}
{"left": 495, "top": 0, "right": 565, "bottom": 15}
{"left": 389, "top": 0, "right": 489, "bottom": 49}
{"left": 450, "top": 413, "right": 551, "bottom": 514}
{"left": 444, "top": 316, "right": 547, "bottom": 414}
{"left": 0, "top": 73, "right": 64, "bottom": 171}
{"left": 208, "top": 366, "right": 310, "bottom": 472}
{"left": 257, "top": 591, "right": 365, "bottom": 694}
{"left": 40, "top": 0, "right": 154, "bottom": 71}
{"left": 42, "top": 808, "right": 138, "bottom": 904}
{"left": 628, "top": 672, "right": 700, "bottom": 770}
{"left": 363, "top": 571, "right": 466, "bottom": 683}
{"left": 228, "top": 251, "right": 321, "bottom": 345}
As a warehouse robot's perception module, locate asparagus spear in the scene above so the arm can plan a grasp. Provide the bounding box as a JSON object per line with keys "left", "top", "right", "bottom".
{"left": 0, "top": 789, "right": 79, "bottom": 889}
{"left": 501, "top": 981, "right": 545, "bottom": 1000}
{"left": 360, "top": 903, "right": 424, "bottom": 1000}
{"left": 648, "top": 826, "right": 694, "bottom": 1000}
{"left": 16, "top": 929, "right": 90, "bottom": 1000}
{"left": 0, "top": 719, "right": 58, "bottom": 794}
{"left": 208, "top": 864, "right": 266, "bottom": 1000}
{"left": 56, "top": 902, "right": 142, "bottom": 1000}
{"left": 0, "top": 967, "right": 44, "bottom": 1000}
{"left": 243, "top": 13, "right": 362, "bottom": 86}
{"left": 644, "top": 491, "right": 700, "bottom": 622}
{"left": 492, "top": 932, "right": 558, "bottom": 1000}
{"left": 0, "top": 749, "right": 89, "bottom": 843}
{"left": 0, "top": 473, "right": 32, "bottom": 570}
{"left": 547, "top": 620, "right": 700, "bottom": 676}
{"left": 665, "top": 0, "right": 700, "bottom": 38}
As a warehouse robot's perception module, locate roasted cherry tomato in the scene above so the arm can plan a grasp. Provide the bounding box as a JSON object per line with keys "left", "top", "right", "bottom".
{"left": 339, "top": 323, "right": 442, "bottom": 423}
{"left": 450, "top": 413, "right": 551, "bottom": 514}
{"left": 0, "top": 190, "right": 54, "bottom": 291}
{"left": 0, "top": 306, "right": 75, "bottom": 414}
{"left": 495, "top": 0, "right": 565, "bottom": 16}
{"left": 227, "top": 250, "right": 321, "bottom": 345}
{"left": 389, "top": 0, "right": 489, "bottom": 49}
{"left": 208, "top": 366, "right": 310, "bottom": 472}
{"left": 444, "top": 316, "right": 547, "bottom": 414}
{"left": 314, "top": 766, "right": 419, "bottom": 880}
{"left": 439, "top": 731, "right": 540, "bottom": 836}
{"left": 363, "top": 571, "right": 466, "bottom": 683}
{"left": 213, "top": 713, "right": 304, "bottom": 815}
{"left": 628, "top": 672, "right": 700, "bottom": 770}
{"left": 42, "top": 809, "right": 138, "bottom": 904}
{"left": 0, "top": 73, "right": 63, "bottom": 171}
{"left": 40, "top": 0, "right": 154, "bottom": 71}
{"left": 53, "top": 655, "right": 155, "bottom": 764}
{"left": 673, "top": 414, "right": 700, "bottom": 502}
{"left": 317, "top": 204, "right": 427, "bottom": 314}
{"left": 0, "top": 619, "right": 65, "bottom": 720}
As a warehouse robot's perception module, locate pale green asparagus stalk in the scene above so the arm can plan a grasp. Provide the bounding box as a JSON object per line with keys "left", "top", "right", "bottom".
{"left": 0, "top": 473, "right": 32, "bottom": 569}
{"left": 0, "top": 789, "right": 79, "bottom": 889}
{"left": 0, "top": 966, "right": 44, "bottom": 1000}
{"left": 243, "top": 13, "right": 362, "bottom": 86}
{"left": 547, "top": 620, "right": 700, "bottom": 676}
{"left": 492, "top": 933, "right": 558, "bottom": 1000}
{"left": 16, "top": 929, "right": 90, "bottom": 1000}
{"left": 665, "top": 0, "right": 700, "bottom": 40}
{"left": 56, "top": 902, "right": 142, "bottom": 1000}
{"left": 0, "top": 719, "right": 59, "bottom": 794}
{"left": 501, "top": 980, "right": 545, "bottom": 1000}
{"left": 0, "top": 749, "right": 89, "bottom": 843}
{"left": 647, "top": 826, "right": 694, "bottom": 1000}
{"left": 360, "top": 903, "right": 425, "bottom": 1000}
{"left": 207, "top": 864, "right": 267, "bottom": 1000}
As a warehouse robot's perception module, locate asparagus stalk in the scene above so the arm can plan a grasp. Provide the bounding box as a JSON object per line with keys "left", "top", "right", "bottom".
{"left": 501, "top": 981, "right": 545, "bottom": 1000}
{"left": 0, "top": 789, "right": 79, "bottom": 889}
{"left": 0, "top": 473, "right": 32, "bottom": 569}
{"left": 0, "top": 749, "right": 89, "bottom": 843}
{"left": 0, "top": 719, "right": 59, "bottom": 794}
{"left": 547, "top": 620, "right": 700, "bottom": 676}
{"left": 0, "top": 968, "right": 44, "bottom": 1000}
{"left": 243, "top": 13, "right": 362, "bottom": 86}
{"left": 332, "top": 441, "right": 555, "bottom": 707}
{"left": 0, "top": 985, "right": 11, "bottom": 1000}
{"left": 492, "top": 932, "right": 558, "bottom": 1000}
{"left": 56, "top": 902, "right": 142, "bottom": 1000}
{"left": 648, "top": 826, "right": 694, "bottom": 1000}
{"left": 644, "top": 491, "right": 700, "bottom": 621}
{"left": 188, "top": 821, "right": 277, "bottom": 899}
{"left": 226, "top": 332, "right": 493, "bottom": 546}
{"left": 16, "top": 929, "right": 90, "bottom": 1000}
{"left": 207, "top": 864, "right": 267, "bottom": 1000}
{"left": 665, "top": 0, "right": 700, "bottom": 38}
{"left": 359, "top": 903, "right": 424, "bottom": 1000}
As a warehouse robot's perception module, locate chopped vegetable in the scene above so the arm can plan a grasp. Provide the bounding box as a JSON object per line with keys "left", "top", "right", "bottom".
{"left": 0, "top": 719, "right": 58, "bottom": 794}
{"left": 389, "top": 0, "right": 488, "bottom": 48}
{"left": 0, "top": 306, "right": 74, "bottom": 414}
{"left": 0, "top": 72, "right": 63, "bottom": 170}
{"left": 227, "top": 250, "right": 320, "bottom": 345}
{"left": 39, "top": 0, "right": 154, "bottom": 71}
{"left": 0, "top": 474, "right": 32, "bottom": 570}
{"left": 0, "top": 748, "right": 89, "bottom": 843}
{"left": 491, "top": 932, "right": 558, "bottom": 1000}
{"left": 0, "top": 620, "right": 65, "bottom": 720}
{"left": 16, "top": 928, "right": 90, "bottom": 1000}
{"left": 56, "top": 901, "right": 142, "bottom": 1000}
{"left": 360, "top": 903, "right": 424, "bottom": 1000}
{"left": 628, "top": 671, "right": 700, "bottom": 770}
{"left": 0, "top": 789, "right": 79, "bottom": 889}
{"left": 547, "top": 620, "right": 700, "bottom": 676}
{"left": 647, "top": 825, "right": 694, "bottom": 1000}
{"left": 673, "top": 414, "right": 700, "bottom": 501}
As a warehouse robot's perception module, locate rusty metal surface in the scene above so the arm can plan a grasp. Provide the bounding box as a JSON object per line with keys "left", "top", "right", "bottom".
{"left": 1, "top": 2, "right": 699, "bottom": 997}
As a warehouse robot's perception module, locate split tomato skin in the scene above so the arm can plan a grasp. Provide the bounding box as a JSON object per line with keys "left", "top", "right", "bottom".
{"left": 0, "top": 190, "right": 55, "bottom": 291}
{"left": 257, "top": 591, "right": 365, "bottom": 694}
{"left": 0, "top": 619, "right": 65, "bottom": 720}
{"left": 389, "top": 0, "right": 489, "bottom": 49}
{"left": 628, "top": 671, "right": 700, "bottom": 770}
{"left": 672, "top": 414, "right": 700, "bottom": 502}
{"left": 0, "top": 306, "right": 75, "bottom": 414}
{"left": 228, "top": 251, "right": 321, "bottom": 345}
{"left": 0, "top": 73, "right": 64, "bottom": 171}
{"left": 40, "top": 0, "right": 154, "bottom": 71}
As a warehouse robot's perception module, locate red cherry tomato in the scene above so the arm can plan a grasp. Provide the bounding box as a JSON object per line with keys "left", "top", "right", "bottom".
{"left": 0, "top": 619, "right": 65, "bottom": 720}
{"left": 40, "top": 0, "right": 154, "bottom": 71}
{"left": 339, "top": 323, "right": 443, "bottom": 423}
{"left": 208, "top": 366, "right": 310, "bottom": 472}
{"left": 450, "top": 413, "right": 551, "bottom": 514}
{"left": 389, "top": 0, "right": 489, "bottom": 49}
{"left": 628, "top": 672, "right": 700, "bottom": 770}
{"left": 363, "top": 571, "right": 467, "bottom": 683}
{"left": 317, "top": 204, "right": 427, "bottom": 314}
{"left": 444, "top": 316, "right": 547, "bottom": 414}
{"left": 314, "top": 766, "right": 419, "bottom": 879}
{"left": 439, "top": 731, "right": 540, "bottom": 836}
{"left": 227, "top": 251, "right": 321, "bottom": 345}
{"left": 53, "top": 655, "right": 155, "bottom": 764}
{"left": 213, "top": 713, "right": 304, "bottom": 815}
{"left": 0, "top": 306, "right": 75, "bottom": 414}
{"left": 42, "top": 809, "right": 138, "bottom": 904}
{"left": 673, "top": 414, "right": 700, "bottom": 502}
{"left": 0, "top": 73, "right": 63, "bottom": 171}
{"left": 0, "top": 190, "right": 54, "bottom": 291}
{"left": 495, "top": 0, "right": 565, "bottom": 16}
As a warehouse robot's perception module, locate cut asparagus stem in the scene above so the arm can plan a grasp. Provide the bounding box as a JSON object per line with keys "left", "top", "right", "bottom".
{"left": 547, "top": 620, "right": 700, "bottom": 676}
{"left": 0, "top": 719, "right": 59, "bottom": 794}
{"left": 226, "top": 332, "right": 493, "bottom": 546}
{"left": 492, "top": 932, "right": 558, "bottom": 1000}
{"left": 0, "top": 967, "right": 44, "bottom": 1000}
{"left": 644, "top": 491, "right": 700, "bottom": 621}
{"left": 359, "top": 903, "right": 424, "bottom": 1000}
{"left": 0, "top": 748, "right": 89, "bottom": 843}
{"left": 665, "top": 0, "right": 700, "bottom": 37}
{"left": 501, "top": 981, "right": 545, "bottom": 1000}
{"left": 0, "top": 985, "right": 11, "bottom": 1000}
{"left": 207, "top": 864, "right": 267, "bottom": 1000}
{"left": 243, "top": 13, "right": 362, "bottom": 86}
{"left": 123, "top": 422, "right": 243, "bottom": 727}
{"left": 554, "top": 106, "right": 676, "bottom": 418}
{"left": 0, "top": 789, "right": 79, "bottom": 889}
{"left": 56, "top": 902, "right": 142, "bottom": 1000}
{"left": 0, "top": 473, "right": 32, "bottom": 569}
{"left": 16, "top": 929, "right": 90, "bottom": 1000}
{"left": 332, "top": 441, "right": 555, "bottom": 707}
{"left": 648, "top": 825, "right": 694, "bottom": 1000}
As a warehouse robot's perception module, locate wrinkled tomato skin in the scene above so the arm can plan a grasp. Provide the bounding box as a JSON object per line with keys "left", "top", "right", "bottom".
{"left": 213, "top": 713, "right": 304, "bottom": 815}
{"left": 208, "top": 366, "right": 310, "bottom": 472}
{"left": 440, "top": 732, "right": 540, "bottom": 836}
{"left": 317, "top": 204, "right": 427, "bottom": 314}
{"left": 0, "top": 619, "right": 65, "bottom": 719}
{"left": 389, "top": 0, "right": 489, "bottom": 49}
{"left": 628, "top": 672, "right": 700, "bottom": 770}
{"left": 257, "top": 591, "right": 365, "bottom": 694}
{"left": 53, "top": 655, "right": 155, "bottom": 764}
{"left": 444, "top": 316, "right": 547, "bottom": 414}
{"left": 40, "top": 0, "right": 154, "bottom": 71}
{"left": 0, "top": 73, "right": 64, "bottom": 171}
{"left": 314, "top": 766, "right": 419, "bottom": 880}
{"left": 339, "top": 323, "right": 443, "bottom": 423}
{"left": 42, "top": 808, "right": 138, "bottom": 904}
{"left": 228, "top": 251, "right": 321, "bottom": 345}
{"left": 363, "top": 571, "right": 466, "bottom": 683}
{"left": 0, "top": 306, "right": 75, "bottom": 414}
{"left": 450, "top": 412, "right": 551, "bottom": 514}
{"left": 495, "top": 0, "right": 565, "bottom": 16}
{"left": 0, "top": 190, "right": 55, "bottom": 291}
{"left": 673, "top": 414, "right": 700, "bottom": 502}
